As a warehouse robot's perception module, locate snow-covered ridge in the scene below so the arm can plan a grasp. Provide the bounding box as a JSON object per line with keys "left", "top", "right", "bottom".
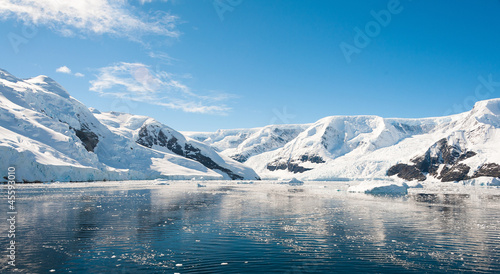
{"left": 0, "top": 69, "right": 259, "bottom": 182}
{"left": 1, "top": 68, "right": 499, "bottom": 183}
{"left": 184, "top": 124, "right": 310, "bottom": 162}
{"left": 194, "top": 99, "right": 500, "bottom": 183}
{"left": 95, "top": 111, "right": 256, "bottom": 180}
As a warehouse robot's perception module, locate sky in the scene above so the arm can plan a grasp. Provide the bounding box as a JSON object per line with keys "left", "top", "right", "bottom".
{"left": 1, "top": 0, "right": 500, "bottom": 132}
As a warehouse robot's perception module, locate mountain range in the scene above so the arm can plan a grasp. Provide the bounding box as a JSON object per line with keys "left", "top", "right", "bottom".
{"left": 1, "top": 68, "right": 499, "bottom": 183}
{"left": 0, "top": 69, "right": 258, "bottom": 182}
{"left": 185, "top": 103, "right": 500, "bottom": 184}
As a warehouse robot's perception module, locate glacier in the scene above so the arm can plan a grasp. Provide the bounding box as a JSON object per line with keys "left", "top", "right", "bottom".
{"left": 1, "top": 68, "right": 499, "bottom": 184}
{"left": 0, "top": 69, "right": 259, "bottom": 182}
{"left": 186, "top": 100, "right": 500, "bottom": 184}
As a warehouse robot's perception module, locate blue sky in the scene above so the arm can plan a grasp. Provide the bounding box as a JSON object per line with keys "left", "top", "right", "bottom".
{"left": 1, "top": 0, "right": 500, "bottom": 131}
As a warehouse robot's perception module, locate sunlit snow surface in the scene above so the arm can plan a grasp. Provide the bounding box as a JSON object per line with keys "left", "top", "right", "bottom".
{"left": 1, "top": 180, "right": 500, "bottom": 273}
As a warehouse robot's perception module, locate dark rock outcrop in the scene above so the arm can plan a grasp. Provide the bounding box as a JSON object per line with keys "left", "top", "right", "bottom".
{"left": 411, "top": 138, "right": 476, "bottom": 176}
{"left": 300, "top": 154, "right": 325, "bottom": 164}
{"left": 72, "top": 124, "right": 99, "bottom": 152}
{"left": 137, "top": 126, "right": 183, "bottom": 155}
{"left": 473, "top": 163, "right": 500, "bottom": 178}
{"left": 183, "top": 143, "right": 244, "bottom": 180}
{"left": 266, "top": 154, "right": 323, "bottom": 173}
{"left": 266, "top": 161, "right": 312, "bottom": 173}
{"left": 231, "top": 154, "right": 248, "bottom": 163}
{"left": 440, "top": 164, "right": 470, "bottom": 182}
{"left": 387, "top": 138, "right": 477, "bottom": 182}
{"left": 387, "top": 164, "right": 426, "bottom": 181}
{"left": 136, "top": 125, "right": 244, "bottom": 180}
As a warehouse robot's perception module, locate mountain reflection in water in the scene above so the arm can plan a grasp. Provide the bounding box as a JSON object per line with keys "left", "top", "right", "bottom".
{"left": 1, "top": 181, "right": 499, "bottom": 273}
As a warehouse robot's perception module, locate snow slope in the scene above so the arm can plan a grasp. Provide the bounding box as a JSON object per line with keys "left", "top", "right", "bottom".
{"left": 0, "top": 69, "right": 258, "bottom": 182}
{"left": 245, "top": 115, "right": 450, "bottom": 180}
{"left": 184, "top": 124, "right": 310, "bottom": 162}
{"left": 94, "top": 110, "right": 258, "bottom": 180}
{"left": 1, "top": 68, "right": 498, "bottom": 183}
{"left": 196, "top": 100, "right": 500, "bottom": 182}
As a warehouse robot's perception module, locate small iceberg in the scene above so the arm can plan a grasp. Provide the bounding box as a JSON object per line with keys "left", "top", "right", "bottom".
{"left": 152, "top": 179, "right": 170, "bottom": 185}
{"left": 237, "top": 181, "right": 254, "bottom": 185}
{"left": 490, "top": 178, "right": 500, "bottom": 186}
{"left": 287, "top": 178, "right": 304, "bottom": 186}
{"left": 197, "top": 183, "right": 207, "bottom": 188}
{"left": 348, "top": 181, "right": 409, "bottom": 196}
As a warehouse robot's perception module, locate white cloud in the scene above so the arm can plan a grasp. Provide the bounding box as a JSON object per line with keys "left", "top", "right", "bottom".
{"left": 138, "top": 0, "right": 169, "bottom": 4}
{"left": 0, "top": 0, "right": 179, "bottom": 40}
{"left": 56, "top": 66, "right": 85, "bottom": 77}
{"left": 90, "top": 62, "right": 232, "bottom": 114}
{"left": 56, "top": 66, "right": 72, "bottom": 74}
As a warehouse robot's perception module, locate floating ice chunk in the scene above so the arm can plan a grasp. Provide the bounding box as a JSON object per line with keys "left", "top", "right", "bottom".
{"left": 490, "top": 178, "right": 500, "bottom": 186}
{"left": 152, "top": 179, "right": 170, "bottom": 185}
{"left": 277, "top": 178, "right": 304, "bottom": 186}
{"left": 287, "top": 178, "right": 304, "bottom": 186}
{"left": 348, "top": 181, "right": 409, "bottom": 196}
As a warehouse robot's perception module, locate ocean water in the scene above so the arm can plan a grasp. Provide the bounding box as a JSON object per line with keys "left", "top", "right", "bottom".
{"left": 1, "top": 180, "right": 500, "bottom": 273}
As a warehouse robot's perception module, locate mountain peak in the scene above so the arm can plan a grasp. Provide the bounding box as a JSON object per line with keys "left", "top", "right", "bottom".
{"left": 467, "top": 98, "right": 500, "bottom": 128}
{"left": 473, "top": 98, "right": 500, "bottom": 113}
{"left": 25, "top": 75, "right": 71, "bottom": 98}
{"left": 0, "top": 69, "right": 259, "bottom": 182}
{"left": 0, "top": 68, "right": 19, "bottom": 82}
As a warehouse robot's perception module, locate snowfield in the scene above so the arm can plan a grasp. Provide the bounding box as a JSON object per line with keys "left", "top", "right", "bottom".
{"left": 1, "top": 68, "right": 499, "bottom": 186}
{"left": 0, "top": 69, "right": 258, "bottom": 182}
{"left": 188, "top": 100, "right": 500, "bottom": 184}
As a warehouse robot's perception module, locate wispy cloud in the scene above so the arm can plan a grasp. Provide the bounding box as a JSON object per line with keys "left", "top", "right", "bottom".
{"left": 148, "top": 51, "right": 177, "bottom": 65}
{"left": 139, "top": 0, "right": 167, "bottom": 4}
{"left": 90, "top": 62, "right": 232, "bottom": 114}
{"left": 0, "top": 0, "right": 179, "bottom": 40}
{"left": 56, "top": 66, "right": 85, "bottom": 77}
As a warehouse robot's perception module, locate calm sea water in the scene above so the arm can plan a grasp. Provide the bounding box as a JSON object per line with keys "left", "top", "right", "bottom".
{"left": 1, "top": 181, "right": 500, "bottom": 273}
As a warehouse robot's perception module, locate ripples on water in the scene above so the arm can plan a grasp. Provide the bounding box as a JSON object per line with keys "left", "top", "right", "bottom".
{"left": 1, "top": 181, "right": 500, "bottom": 273}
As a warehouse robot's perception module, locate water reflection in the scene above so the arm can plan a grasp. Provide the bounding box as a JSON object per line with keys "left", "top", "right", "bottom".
{"left": 0, "top": 181, "right": 499, "bottom": 273}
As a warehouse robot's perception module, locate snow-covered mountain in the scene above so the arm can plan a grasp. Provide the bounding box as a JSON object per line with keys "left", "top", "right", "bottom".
{"left": 1, "top": 68, "right": 499, "bottom": 183}
{"left": 386, "top": 99, "right": 500, "bottom": 182}
{"left": 189, "top": 100, "right": 500, "bottom": 183}
{"left": 0, "top": 69, "right": 259, "bottom": 182}
{"left": 93, "top": 111, "right": 255, "bottom": 180}
{"left": 184, "top": 124, "right": 310, "bottom": 162}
